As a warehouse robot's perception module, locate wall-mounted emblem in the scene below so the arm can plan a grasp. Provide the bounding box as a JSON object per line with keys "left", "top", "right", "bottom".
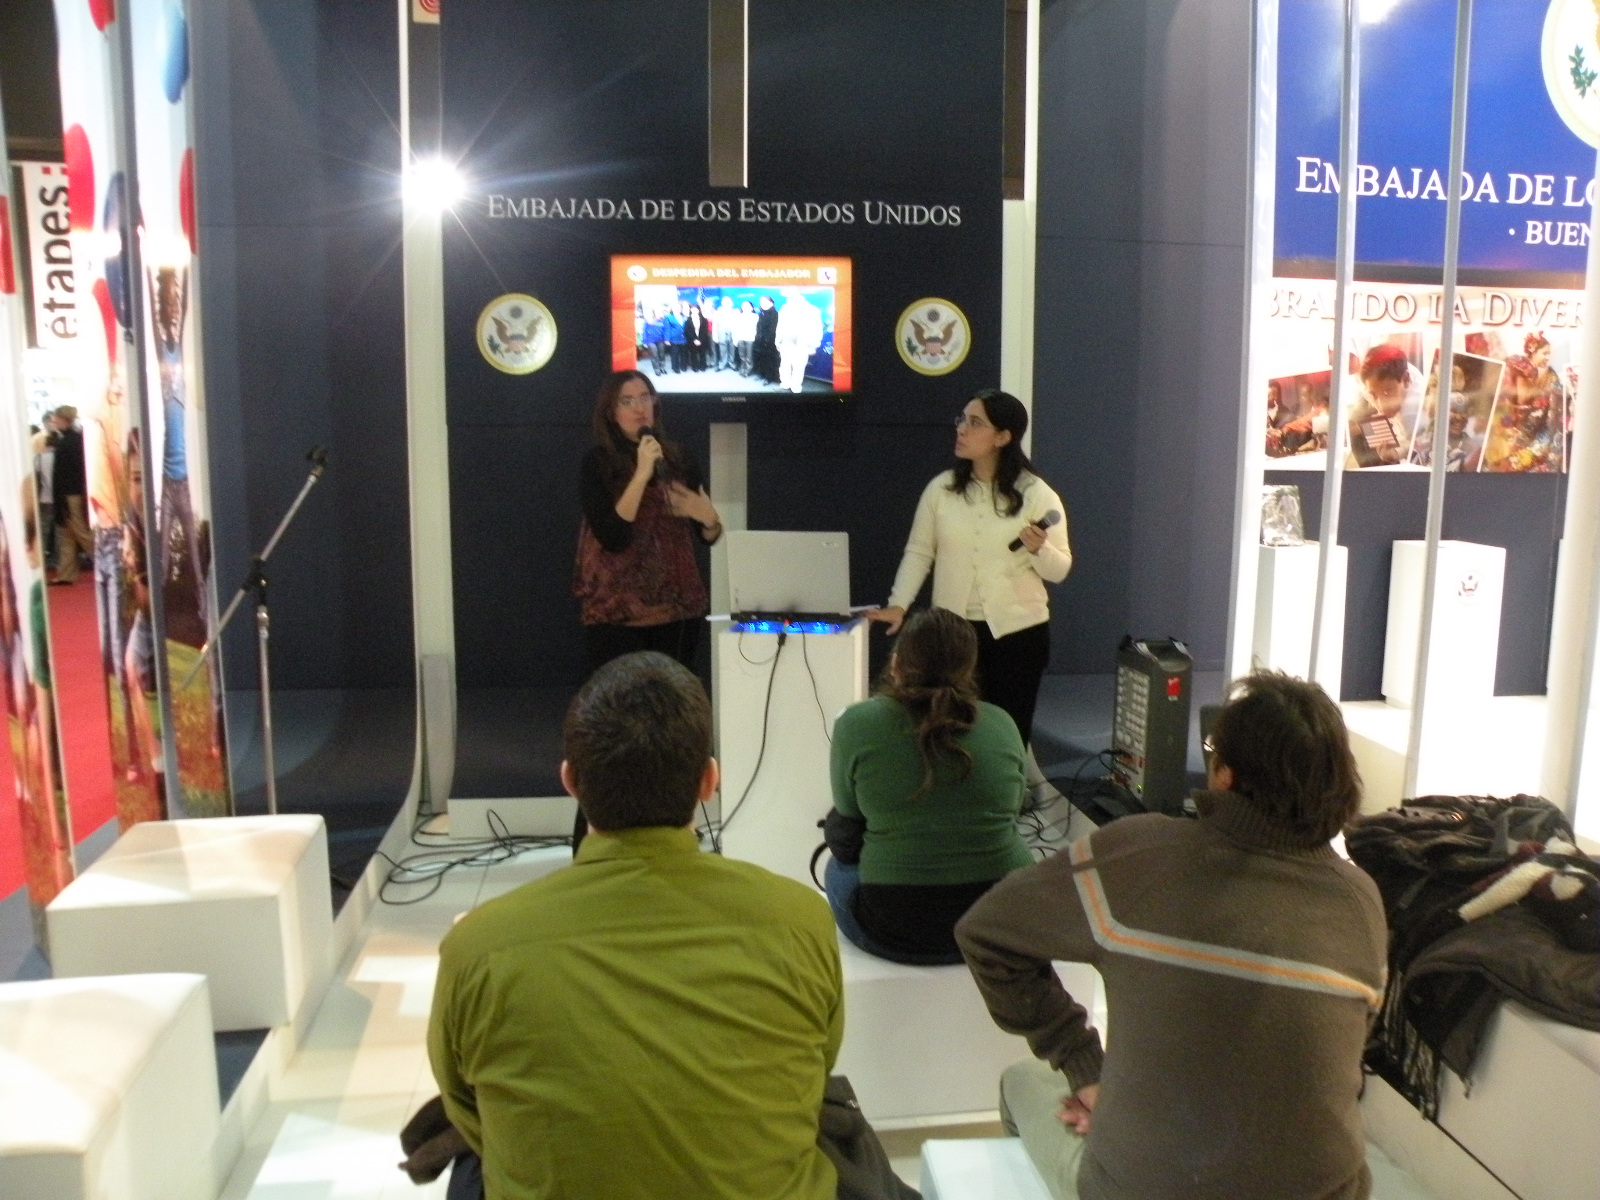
{"left": 477, "top": 293, "right": 556, "bottom": 375}
{"left": 1544, "top": 0, "right": 1600, "bottom": 148}
{"left": 896, "top": 298, "right": 970, "bottom": 376}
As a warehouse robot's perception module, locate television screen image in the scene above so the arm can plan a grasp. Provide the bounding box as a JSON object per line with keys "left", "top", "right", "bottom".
{"left": 610, "top": 255, "right": 853, "bottom": 396}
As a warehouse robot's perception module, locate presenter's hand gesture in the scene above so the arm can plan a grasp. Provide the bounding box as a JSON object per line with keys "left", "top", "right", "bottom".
{"left": 634, "top": 436, "right": 664, "bottom": 479}
{"left": 666, "top": 482, "right": 717, "bottom": 527}
{"left": 867, "top": 606, "right": 906, "bottom": 635}
{"left": 1018, "top": 523, "right": 1047, "bottom": 554}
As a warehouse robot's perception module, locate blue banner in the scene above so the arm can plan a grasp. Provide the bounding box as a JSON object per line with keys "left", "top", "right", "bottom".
{"left": 1277, "top": 0, "right": 1600, "bottom": 281}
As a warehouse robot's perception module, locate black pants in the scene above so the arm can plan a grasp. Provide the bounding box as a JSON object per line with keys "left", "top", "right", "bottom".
{"left": 970, "top": 618, "right": 1050, "bottom": 746}
{"left": 572, "top": 618, "right": 705, "bottom": 851}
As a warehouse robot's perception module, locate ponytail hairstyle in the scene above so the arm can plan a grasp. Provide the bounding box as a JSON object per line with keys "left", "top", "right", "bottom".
{"left": 947, "top": 388, "right": 1035, "bottom": 516}
{"left": 878, "top": 608, "right": 981, "bottom": 799}
{"left": 590, "top": 369, "right": 690, "bottom": 493}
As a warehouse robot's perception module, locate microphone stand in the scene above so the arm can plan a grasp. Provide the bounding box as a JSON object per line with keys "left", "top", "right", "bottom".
{"left": 181, "top": 447, "right": 327, "bottom": 815}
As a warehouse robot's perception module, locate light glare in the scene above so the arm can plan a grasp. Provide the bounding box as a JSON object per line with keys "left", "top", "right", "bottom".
{"left": 406, "top": 157, "right": 465, "bottom": 212}
{"left": 1360, "top": 0, "right": 1404, "bottom": 24}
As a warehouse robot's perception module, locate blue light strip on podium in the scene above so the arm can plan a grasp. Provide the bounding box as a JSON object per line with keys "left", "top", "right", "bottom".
{"left": 725, "top": 617, "right": 859, "bottom": 635}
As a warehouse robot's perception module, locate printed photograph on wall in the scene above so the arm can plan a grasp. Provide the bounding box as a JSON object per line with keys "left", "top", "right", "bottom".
{"left": 1347, "top": 334, "right": 1424, "bottom": 469}
{"left": 1480, "top": 331, "right": 1567, "bottom": 472}
{"left": 1265, "top": 369, "right": 1331, "bottom": 460}
{"left": 1410, "top": 350, "right": 1499, "bottom": 471}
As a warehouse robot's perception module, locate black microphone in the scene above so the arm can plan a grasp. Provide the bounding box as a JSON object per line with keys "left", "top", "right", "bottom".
{"left": 1008, "top": 509, "right": 1062, "bottom": 551}
{"left": 306, "top": 446, "right": 328, "bottom": 478}
{"left": 638, "top": 426, "right": 666, "bottom": 479}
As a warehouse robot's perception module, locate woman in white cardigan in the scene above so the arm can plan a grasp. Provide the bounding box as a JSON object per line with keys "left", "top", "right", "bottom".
{"left": 868, "top": 390, "right": 1071, "bottom": 745}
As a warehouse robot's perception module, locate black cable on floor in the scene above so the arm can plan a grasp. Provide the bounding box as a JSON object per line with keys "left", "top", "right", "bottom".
{"left": 377, "top": 809, "right": 568, "bottom": 905}
{"left": 705, "top": 630, "right": 786, "bottom": 851}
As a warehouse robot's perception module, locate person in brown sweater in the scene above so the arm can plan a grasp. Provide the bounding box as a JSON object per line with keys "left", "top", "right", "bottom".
{"left": 955, "top": 670, "right": 1387, "bottom": 1200}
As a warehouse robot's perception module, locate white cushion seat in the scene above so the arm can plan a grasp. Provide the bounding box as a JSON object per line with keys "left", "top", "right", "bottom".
{"left": 46, "top": 815, "right": 333, "bottom": 1031}
{"left": 0, "top": 973, "right": 219, "bottom": 1200}
{"left": 833, "top": 935, "right": 1102, "bottom": 1121}
{"left": 920, "top": 1138, "right": 1053, "bottom": 1200}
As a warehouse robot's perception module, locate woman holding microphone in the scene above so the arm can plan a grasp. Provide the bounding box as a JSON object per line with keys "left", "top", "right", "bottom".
{"left": 574, "top": 370, "right": 723, "bottom": 670}
{"left": 868, "top": 389, "right": 1070, "bottom": 746}
{"left": 571, "top": 371, "right": 722, "bottom": 849}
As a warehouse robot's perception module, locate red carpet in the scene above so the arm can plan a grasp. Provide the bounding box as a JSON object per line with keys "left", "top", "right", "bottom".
{"left": 0, "top": 693, "right": 22, "bottom": 897}
{"left": 47, "top": 578, "right": 118, "bottom": 845}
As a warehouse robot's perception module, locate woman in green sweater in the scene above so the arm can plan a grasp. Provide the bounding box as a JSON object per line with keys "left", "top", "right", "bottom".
{"left": 826, "top": 608, "right": 1035, "bottom": 964}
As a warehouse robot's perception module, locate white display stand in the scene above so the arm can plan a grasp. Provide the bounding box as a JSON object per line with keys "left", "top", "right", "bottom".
{"left": 0, "top": 973, "right": 219, "bottom": 1200}
{"left": 1382, "top": 540, "right": 1505, "bottom": 708}
{"left": 1252, "top": 542, "right": 1347, "bottom": 695}
{"left": 716, "top": 622, "right": 867, "bottom": 886}
{"left": 46, "top": 815, "right": 334, "bottom": 1032}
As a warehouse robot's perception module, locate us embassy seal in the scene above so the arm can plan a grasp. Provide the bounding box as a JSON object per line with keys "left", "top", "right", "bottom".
{"left": 1544, "top": 0, "right": 1600, "bottom": 148}
{"left": 896, "top": 298, "right": 970, "bottom": 376}
{"left": 477, "top": 293, "right": 557, "bottom": 375}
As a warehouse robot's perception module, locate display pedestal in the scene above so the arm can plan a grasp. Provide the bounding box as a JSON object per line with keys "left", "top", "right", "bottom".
{"left": 1382, "top": 540, "right": 1505, "bottom": 707}
{"left": 1252, "top": 542, "right": 1347, "bottom": 696}
{"left": 1341, "top": 696, "right": 1548, "bottom": 812}
{"left": 716, "top": 623, "right": 867, "bottom": 886}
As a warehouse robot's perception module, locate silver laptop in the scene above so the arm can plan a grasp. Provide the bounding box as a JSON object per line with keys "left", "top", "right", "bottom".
{"left": 725, "top": 531, "right": 851, "bottom": 619}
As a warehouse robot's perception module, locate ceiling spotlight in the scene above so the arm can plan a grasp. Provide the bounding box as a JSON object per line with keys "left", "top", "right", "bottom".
{"left": 405, "top": 158, "right": 465, "bottom": 213}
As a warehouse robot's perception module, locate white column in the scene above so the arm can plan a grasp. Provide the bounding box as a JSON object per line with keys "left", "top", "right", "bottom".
{"left": 1542, "top": 147, "right": 1600, "bottom": 836}
{"left": 1000, "top": 0, "right": 1041, "bottom": 438}
{"left": 400, "top": 0, "right": 455, "bottom": 812}
{"left": 1222, "top": 0, "right": 1282, "bottom": 682}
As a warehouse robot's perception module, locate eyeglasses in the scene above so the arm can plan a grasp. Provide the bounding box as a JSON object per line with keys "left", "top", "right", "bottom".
{"left": 617, "top": 394, "right": 654, "bottom": 411}
{"left": 954, "top": 414, "right": 992, "bottom": 431}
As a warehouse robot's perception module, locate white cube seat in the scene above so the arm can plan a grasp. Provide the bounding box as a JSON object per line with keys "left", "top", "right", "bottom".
{"left": 833, "top": 936, "right": 1102, "bottom": 1121}
{"left": 46, "top": 815, "right": 333, "bottom": 1031}
{"left": 0, "top": 973, "right": 219, "bottom": 1200}
{"left": 920, "top": 1138, "right": 1053, "bottom": 1200}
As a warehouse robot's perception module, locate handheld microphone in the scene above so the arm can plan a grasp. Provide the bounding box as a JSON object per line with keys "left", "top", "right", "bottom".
{"left": 1008, "top": 509, "right": 1062, "bottom": 551}
{"left": 638, "top": 427, "right": 666, "bottom": 479}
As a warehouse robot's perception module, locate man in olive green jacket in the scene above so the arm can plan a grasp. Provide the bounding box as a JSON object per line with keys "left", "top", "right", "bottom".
{"left": 429, "top": 652, "right": 843, "bottom": 1200}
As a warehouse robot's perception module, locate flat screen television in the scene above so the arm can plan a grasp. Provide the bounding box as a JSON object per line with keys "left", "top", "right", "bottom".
{"left": 610, "top": 254, "right": 853, "bottom": 397}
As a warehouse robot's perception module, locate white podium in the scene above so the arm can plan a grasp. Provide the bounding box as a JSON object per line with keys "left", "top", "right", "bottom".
{"left": 716, "top": 622, "right": 868, "bottom": 885}
{"left": 1253, "top": 542, "right": 1347, "bottom": 696}
{"left": 1382, "top": 540, "right": 1505, "bottom": 707}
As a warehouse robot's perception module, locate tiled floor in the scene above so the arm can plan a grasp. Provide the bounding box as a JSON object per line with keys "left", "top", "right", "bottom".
{"left": 219, "top": 837, "right": 1443, "bottom": 1200}
{"left": 219, "top": 842, "right": 573, "bottom": 1198}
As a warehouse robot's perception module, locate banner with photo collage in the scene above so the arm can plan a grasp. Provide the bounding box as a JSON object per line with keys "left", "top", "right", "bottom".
{"left": 53, "top": 0, "right": 229, "bottom": 842}
{"left": 125, "top": 0, "right": 229, "bottom": 818}
{"left": 0, "top": 93, "right": 74, "bottom": 928}
{"left": 1267, "top": 0, "right": 1589, "bottom": 473}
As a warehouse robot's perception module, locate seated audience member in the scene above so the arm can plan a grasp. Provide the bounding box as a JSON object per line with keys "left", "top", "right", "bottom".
{"left": 956, "top": 670, "right": 1386, "bottom": 1200}
{"left": 826, "top": 607, "right": 1034, "bottom": 964}
{"left": 428, "top": 652, "right": 843, "bottom": 1200}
